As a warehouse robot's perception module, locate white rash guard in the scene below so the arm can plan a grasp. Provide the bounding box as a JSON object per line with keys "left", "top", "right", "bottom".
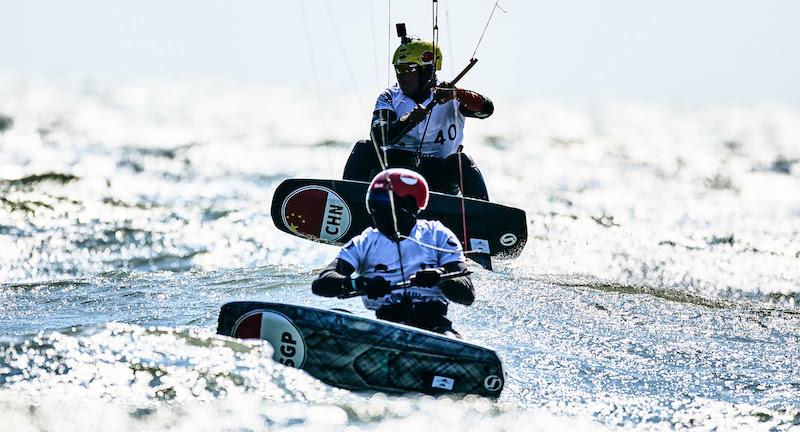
{"left": 336, "top": 219, "right": 465, "bottom": 310}
{"left": 374, "top": 83, "right": 466, "bottom": 158}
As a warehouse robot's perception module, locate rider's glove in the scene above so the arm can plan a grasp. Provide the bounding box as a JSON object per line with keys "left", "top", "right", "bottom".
{"left": 354, "top": 276, "right": 391, "bottom": 299}
{"left": 410, "top": 268, "right": 443, "bottom": 287}
{"left": 400, "top": 105, "right": 428, "bottom": 124}
{"left": 434, "top": 82, "right": 457, "bottom": 104}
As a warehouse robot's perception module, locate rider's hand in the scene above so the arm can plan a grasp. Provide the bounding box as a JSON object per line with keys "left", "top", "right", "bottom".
{"left": 354, "top": 276, "right": 391, "bottom": 299}
{"left": 400, "top": 105, "right": 428, "bottom": 124}
{"left": 434, "top": 82, "right": 456, "bottom": 104}
{"left": 410, "top": 268, "right": 443, "bottom": 287}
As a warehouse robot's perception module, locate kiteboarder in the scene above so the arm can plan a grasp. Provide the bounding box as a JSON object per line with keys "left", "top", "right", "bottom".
{"left": 312, "top": 168, "right": 474, "bottom": 335}
{"left": 342, "top": 35, "right": 494, "bottom": 200}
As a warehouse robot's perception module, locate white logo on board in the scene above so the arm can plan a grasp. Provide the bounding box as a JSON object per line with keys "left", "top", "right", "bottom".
{"left": 500, "top": 233, "right": 518, "bottom": 247}
{"left": 483, "top": 375, "right": 503, "bottom": 392}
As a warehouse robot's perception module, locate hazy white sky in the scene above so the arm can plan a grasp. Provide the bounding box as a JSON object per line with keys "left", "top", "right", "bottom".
{"left": 2, "top": 0, "right": 799, "bottom": 106}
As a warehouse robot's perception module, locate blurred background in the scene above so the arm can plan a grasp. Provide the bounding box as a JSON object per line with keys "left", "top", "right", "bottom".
{"left": 2, "top": 0, "right": 799, "bottom": 106}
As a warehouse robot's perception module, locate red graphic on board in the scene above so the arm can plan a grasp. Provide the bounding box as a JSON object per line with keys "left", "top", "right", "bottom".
{"left": 283, "top": 188, "right": 328, "bottom": 237}
{"left": 233, "top": 312, "right": 262, "bottom": 339}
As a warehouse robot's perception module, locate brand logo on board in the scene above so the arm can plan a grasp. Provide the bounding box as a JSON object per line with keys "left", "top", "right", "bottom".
{"left": 281, "top": 186, "right": 352, "bottom": 242}
{"left": 483, "top": 375, "right": 503, "bottom": 392}
{"left": 500, "top": 233, "right": 518, "bottom": 247}
{"left": 231, "top": 310, "right": 307, "bottom": 368}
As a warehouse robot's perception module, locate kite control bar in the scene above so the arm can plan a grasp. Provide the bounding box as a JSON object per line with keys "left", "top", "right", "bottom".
{"left": 337, "top": 270, "right": 472, "bottom": 299}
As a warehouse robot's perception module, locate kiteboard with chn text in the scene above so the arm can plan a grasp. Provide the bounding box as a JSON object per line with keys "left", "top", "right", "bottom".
{"left": 280, "top": 184, "right": 353, "bottom": 243}
{"left": 270, "top": 178, "right": 527, "bottom": 265}
{"left": 217, "top": 301, "right": 505, "bottom": 397}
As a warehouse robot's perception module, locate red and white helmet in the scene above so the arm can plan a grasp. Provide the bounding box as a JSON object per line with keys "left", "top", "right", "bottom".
{"left": 366, "top": 168, "right": 429, "bottom": 214}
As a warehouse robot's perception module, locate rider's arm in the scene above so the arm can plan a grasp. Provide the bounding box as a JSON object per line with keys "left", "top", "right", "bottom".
{"left": 370, "top": 109, "right": 424, "bottom": 147}
{"left": 312, "top": 258, "right": 356, "bottom": 297}
{"left": 438, "top": 261, "right": 475, "bottom": 305}
{"left": 457, "top": 89, "right": 494, "bottom": 119}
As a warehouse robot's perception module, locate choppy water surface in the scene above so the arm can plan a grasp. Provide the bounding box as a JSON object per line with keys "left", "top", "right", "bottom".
{"left": 1, "top": 77, "right": 800, "bottom": 431}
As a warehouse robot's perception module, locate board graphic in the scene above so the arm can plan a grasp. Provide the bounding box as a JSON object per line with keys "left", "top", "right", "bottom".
{"left": 281, "top": 185, "right": 352, "bottom": 242}
{"left": 218, "top": 301, "right": 505, "bottom": 397}
{"left": 271, "top": 179, "right": 527, "bottom": 262}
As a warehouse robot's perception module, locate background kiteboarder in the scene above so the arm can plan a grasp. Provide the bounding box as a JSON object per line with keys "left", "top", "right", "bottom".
{"left": 312, "top": 168, "right": 474, "bottom": 334}
{"left": 343, "top": 26, "right": 494, "bottom": 201}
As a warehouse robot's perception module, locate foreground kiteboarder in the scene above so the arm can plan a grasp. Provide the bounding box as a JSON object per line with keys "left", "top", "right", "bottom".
{"left": 312, "top": 168, "right": 474, "bottom": 334}
{"left": 343, "top": 25, "right": 494, "bottom": 200}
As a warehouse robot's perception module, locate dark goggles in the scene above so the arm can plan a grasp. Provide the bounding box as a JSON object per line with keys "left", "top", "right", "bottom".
{"left": 367, "top": 189, "right": 393, "bottom": 213}
{"left": 394, "top": 64, "right": 420, "bottom": 75}
{"left": 368, "top": 190, "right": 419, "bottom": 216}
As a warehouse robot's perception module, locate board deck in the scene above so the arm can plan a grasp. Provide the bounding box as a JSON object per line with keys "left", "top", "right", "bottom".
{"left": 217, "top": 301, "right": 505, "bottom": 397}
{"left": 270, "top": 178, "right": 527, "bottom": 262}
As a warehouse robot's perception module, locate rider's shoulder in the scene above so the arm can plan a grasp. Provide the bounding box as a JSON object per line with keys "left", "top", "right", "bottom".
{"left": 348, "top": 226, "right": 381, "bottom": 245}
{"left": 416, "top": 219, "right": 450, "bottom": 233}
{"left": 416, "top": 220, "right": 461, "bottom": 250}
{"left": 358, "top": 226, "right": 381, "bottom": 238}
{"left": 375, "top": 85, "right": 404, "bottom": 109}
{"left": 379, "top": 84, "right": 403, "bottom": 98}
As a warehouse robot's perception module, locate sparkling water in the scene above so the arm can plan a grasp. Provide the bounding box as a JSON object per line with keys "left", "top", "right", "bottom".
{"left": 1, "top": 77, "right": 799, "bottom": 431}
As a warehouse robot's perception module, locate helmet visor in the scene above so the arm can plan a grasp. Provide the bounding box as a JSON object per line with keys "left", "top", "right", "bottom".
{"left": 367, "top": 189, "right": 393, "bottom": 214}
{"left": 394, "top": 64, "right": 419, "bottom": 75}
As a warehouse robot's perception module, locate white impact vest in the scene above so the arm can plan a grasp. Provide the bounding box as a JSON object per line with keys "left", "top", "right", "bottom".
{"left": 374, "top": 83, "right": 466, "bottom": 158}
{"left": 336, "top": 219, "right": 465, "bottom": 310}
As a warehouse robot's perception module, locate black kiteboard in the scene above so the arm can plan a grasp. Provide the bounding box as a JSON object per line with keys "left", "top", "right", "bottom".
{"left": 270, "top": 178, "right": 526, "bottom": 266}
{"left": 217, "top": 301, "right": 505, "bottom": 397}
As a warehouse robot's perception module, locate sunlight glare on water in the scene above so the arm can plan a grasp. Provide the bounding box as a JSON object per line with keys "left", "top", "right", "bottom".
{"left": 1, "top": 77, "right": 800, "bottom": 430}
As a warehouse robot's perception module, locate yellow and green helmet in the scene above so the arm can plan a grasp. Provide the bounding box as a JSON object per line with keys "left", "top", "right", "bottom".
{"left": 392, "top": 39, "right": 443, "bottom": 71}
